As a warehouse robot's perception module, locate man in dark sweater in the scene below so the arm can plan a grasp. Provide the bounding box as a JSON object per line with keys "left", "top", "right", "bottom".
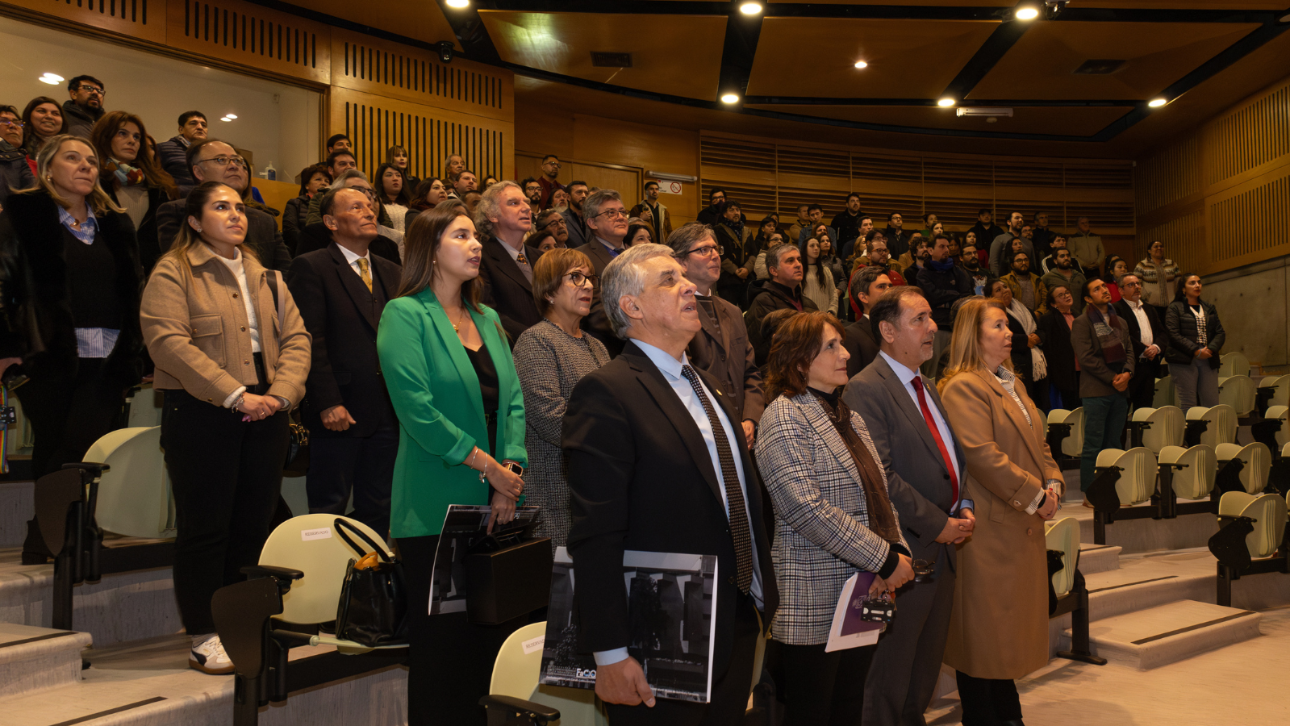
{"left": 968, "top": 208, "right": 1004, "bottom": 250}
{"left": 831, "top": 193, "right": 866, "bottom": 250}
{"left": 746, "top": 244, "right": 818, "bottom": 366}
{"left": 61, "top": 75, "right": 105, "bottom": 138}
{"left": 916, "top": 234, "right": 972, "bottom": 376}
{"left": 155, "top": 111, "right": 208, "bottom": 196}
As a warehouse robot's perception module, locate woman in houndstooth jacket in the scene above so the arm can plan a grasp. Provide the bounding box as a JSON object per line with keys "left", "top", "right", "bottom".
{"left": 756, "top": 311, "right": 913, "bottom": 726}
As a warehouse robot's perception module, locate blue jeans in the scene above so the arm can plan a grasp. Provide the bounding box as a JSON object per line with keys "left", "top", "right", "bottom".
{"left": 1080, "top": 393, "right": 1130, "bottom": 491}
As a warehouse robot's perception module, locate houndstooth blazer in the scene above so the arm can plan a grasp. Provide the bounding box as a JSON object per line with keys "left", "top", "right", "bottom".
{"left": 756, "top": 391, "right": 910, "bottom": 646}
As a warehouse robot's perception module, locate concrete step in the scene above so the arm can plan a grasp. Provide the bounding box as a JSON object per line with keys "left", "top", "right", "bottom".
{"left": 1060, "top": 600, "right": 1262, "bottom": 669}
{"left": 1068, "top": 502, "right": 1218, "bottom": 554}
{"left": 0, "top": 622, "right": 91, "bottom": 699}
{"left": 0, "top": 548, "right": 182, "bottom": 647}
{"left": 1077, "top": 543, "right": 1121, "bottom": 575}
{"left": 0, "top": 635, "right": 407, "bottom": 726}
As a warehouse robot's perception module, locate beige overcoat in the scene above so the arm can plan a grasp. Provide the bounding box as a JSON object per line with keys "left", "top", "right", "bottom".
{"left": 940, "top": 368, "right": 1063, "bottom": 680}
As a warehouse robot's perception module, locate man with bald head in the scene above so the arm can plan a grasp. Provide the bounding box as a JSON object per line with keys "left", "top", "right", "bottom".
{"left": 155, "top": 139, "right": 292, "bottom": 269}
{"left": 288, "top": 186, "right": 402, "bottom": 537}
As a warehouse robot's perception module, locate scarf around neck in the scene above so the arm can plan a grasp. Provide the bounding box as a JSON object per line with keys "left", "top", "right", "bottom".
{"left": 1087, "top": 304, "right": 1127, "bottom": 369}
{"left": 105, "top": 158, "right": 146, "bottom": 187}
{"left": 808, "top": 388, "right": 902, "bottom": 544}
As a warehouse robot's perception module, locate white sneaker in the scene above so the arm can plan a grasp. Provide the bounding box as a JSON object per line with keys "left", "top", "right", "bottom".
{"left": 189, "top": 634, "right": 235, "bottom": 675}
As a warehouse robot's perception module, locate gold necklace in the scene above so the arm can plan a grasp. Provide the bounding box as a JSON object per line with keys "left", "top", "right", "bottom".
{"left": 448, "top": 306, "right": 468, "bottom": 333}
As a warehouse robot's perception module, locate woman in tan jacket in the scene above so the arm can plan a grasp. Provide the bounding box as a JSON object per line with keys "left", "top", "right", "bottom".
{"left": 140, "top": 181, "right": 310, "bottom": 676}
{"left": 938, "top": 297, "right": 1063, "bottom": 726}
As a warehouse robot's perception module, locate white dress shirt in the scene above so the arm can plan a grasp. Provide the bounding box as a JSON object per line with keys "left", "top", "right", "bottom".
{"left": 594, "top": 339, "right": 763, "bottom": 667}
{"left": 336, "top": 242, "right": 372, "bottom": 280}
{"left": 879, "top": 350, "right": 961, "bottom": 486}
{"left": 1123, "top": 298, "right": 1154, "bottom": 349}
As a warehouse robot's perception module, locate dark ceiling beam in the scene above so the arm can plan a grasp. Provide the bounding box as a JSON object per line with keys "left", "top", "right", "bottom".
{"left": 939, "top": 4, "right": 1034, "bottom": 104}
{"left": 1089, "top": 15, "right": 1290, "bottom": 142}
{"left": 717, "top": 3, "right": 765, "bottom": 101}
{"left": 437, "top": 0, "right": 503, "bottom": 61}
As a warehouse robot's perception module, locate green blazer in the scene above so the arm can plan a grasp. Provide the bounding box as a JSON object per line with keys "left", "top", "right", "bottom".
{"left": 377, "top": 288, "right": 527, "bottom": 538}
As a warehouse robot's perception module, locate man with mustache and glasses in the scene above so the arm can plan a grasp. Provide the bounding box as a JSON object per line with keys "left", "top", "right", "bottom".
{"left": 156, "top": 139, "right": 292, "bottom": 270}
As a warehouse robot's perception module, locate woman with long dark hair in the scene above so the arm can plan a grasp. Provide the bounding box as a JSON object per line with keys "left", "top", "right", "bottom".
{"left": 800, "top": 235, "right": 838, "bottom": 314}
{"left": 377, "top": 202, "right": 528, "bottom": 725}
{"left": 407, "top": 176, "right": 448, "bottom": 219}
{"left": 89, "top": 111, "right": 177, "bottom": 271}
{"left": 386, "top": 144, "right": 419, "bottom": 189}
{"left": 20, "top": 97, "right": 66, "bottom": 174}
{"left": 375, "top": 161, "right": 413, "bottom": 233}
{"left": 141, "top": 180, "right": 310, "bottom": 675}
{"left": 1165, "top": 273, "right": 1225, "bottom": 411}
{"left": 0, "top": 134, "right": 144, "bottom": 563}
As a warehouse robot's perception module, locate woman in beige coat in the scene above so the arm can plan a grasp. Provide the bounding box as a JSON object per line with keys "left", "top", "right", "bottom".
{"left": 938, "top": 297, "right": 1063, "bottom": 726}
{"left": 140, "top": 181, "right": 310, "bottom": 676}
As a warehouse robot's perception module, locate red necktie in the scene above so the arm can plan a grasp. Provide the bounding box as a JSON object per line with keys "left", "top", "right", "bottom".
{"left": 912, "top": 376, "right": 959, "bottom": 503}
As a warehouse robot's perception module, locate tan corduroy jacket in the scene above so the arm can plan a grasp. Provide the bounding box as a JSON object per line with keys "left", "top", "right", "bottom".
{"left": 140, "top": 242, "right": 311, "bottom": 408}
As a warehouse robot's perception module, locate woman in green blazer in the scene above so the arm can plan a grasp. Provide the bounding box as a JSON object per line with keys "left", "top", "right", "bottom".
{"left": 377, "top": 201, "right": 527, "bottom": 726}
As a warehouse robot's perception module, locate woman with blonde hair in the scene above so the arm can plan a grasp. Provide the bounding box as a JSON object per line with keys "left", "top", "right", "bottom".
{"left": 938, "top": 296, "right": 1062, "bottom": 726}
{"left": 0, "top": 134, "right": 145, "bottom": 563}
{"left": 140, "top": 180, "right": 310, "bottom": 674}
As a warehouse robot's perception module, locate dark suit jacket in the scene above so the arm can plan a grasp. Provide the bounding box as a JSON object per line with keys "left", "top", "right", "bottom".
{"left": 688, "top": 295, "right": 765, "bottom": 424}
{"left": 157, "top": 197, "right": 293, "bottom": 271}
{"left": 294, "top": 222, "right": 400, "bottom": 266}
{"left": 562, "top": 207, "right": 588, "bottom": 248}
{"left": 1037, "top": 309, "right": 1080, "bottom": 397}
{"left": 842, "top": 354, "right": 968, "bottom": 568}
{"left": 480, "top": 235, "right": 544, "bottom": 344}
{"left": 287, "top": 243, "right": 401, "bottom": 438}
{"left": 843, "top": 316, "right": 880, "bottom": 378}
{"left": 1114, "top": 298, "right": 1166, "bottom": 380}
{"left": 563, "top": 340, "right": 778, "bottom": 674}
{"left": 575, "top": 239, "right": 625, "bottom": 358}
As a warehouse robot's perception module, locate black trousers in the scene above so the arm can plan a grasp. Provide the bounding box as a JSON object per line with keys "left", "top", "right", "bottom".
{"left": 607, "top": 592, "right": 761, "bottom": 726}
{"left": 398, "top": 534, "right": 525, "bottom": 726}
{"left": 16, "top": 359, "right": 125, "bottom": 480}
{"left": 1128, "top": 360, "right": 1159, "bottom": 412}
{"left": 773, "top": 640, "right": 873, "bottom": 726}
{"left": 956, "top": 671, "right": 1021, "bottom": 725}
{"left": 162, "top": 388, "right": 289, "bottom": 635}
{"left": 305, "top": 412, "right": 397, "bottom": 540}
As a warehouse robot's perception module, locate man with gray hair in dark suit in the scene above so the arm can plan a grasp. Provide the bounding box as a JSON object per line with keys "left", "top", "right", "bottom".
{"left": 842, "top": 285, "right": 975, "bottom": 726}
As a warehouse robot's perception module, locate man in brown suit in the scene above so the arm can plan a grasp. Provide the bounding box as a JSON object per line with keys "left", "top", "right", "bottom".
{"left": 669, "top": 222, "right": 765, "bottom": 447}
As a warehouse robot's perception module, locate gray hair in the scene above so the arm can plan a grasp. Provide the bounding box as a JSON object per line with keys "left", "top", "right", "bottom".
{"left": 602, "top": 243, "right": 676, "bottom": 340}
{"left": 667, "top": 222, "right": 716, "bottom": 258}
{"left": 329, "top": 168, "right": 369, "bottom": 189}
{"left": 767, "top": 242, "right": 797, "bottom": 272}
{"left": 473, "top": 180, "right": 521, "bottom": 240}
{"left": 582, "top": 188, "right": 622, "bottom": 222}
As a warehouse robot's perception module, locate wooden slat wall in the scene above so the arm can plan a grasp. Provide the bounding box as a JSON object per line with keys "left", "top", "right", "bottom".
{"left": 698, "top": 131, "right": 1135, "bottom": 243}
{"left": 1, "top": 0, "right": 515, "bottom": 177}
{"left": 1137, "top": 75, "right": 1290, "bottom": 275}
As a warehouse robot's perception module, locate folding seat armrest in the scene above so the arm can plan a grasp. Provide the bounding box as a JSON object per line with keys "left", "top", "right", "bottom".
{"left": 60, "top": 461, "right": 110, "bottom": 477}
{"left": 478, "top": 695, "right": 561, "bottom": 725}
{"left": 242, "top": 565, "right": 304, "bottom": 582}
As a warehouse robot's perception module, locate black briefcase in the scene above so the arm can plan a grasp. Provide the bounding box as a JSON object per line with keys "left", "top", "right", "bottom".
{"left": 464, "top": 533, "right": 554, "bottom": 625}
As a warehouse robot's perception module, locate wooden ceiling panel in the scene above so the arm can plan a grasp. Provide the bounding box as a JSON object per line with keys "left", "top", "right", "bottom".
{"left": 479, "top": 11, "right": 727, "bottom": 100}
{"left": 747, "top": 17, "right": 999, "bottom": 99}
{"left": 969, "top": 20, "right": 1261, "bottom": 101}
{"left": 748, "top": 105, "right": 1133, "bottom": 137}
{"left": 282, "top": 0, "right": 461, "bottom": 49}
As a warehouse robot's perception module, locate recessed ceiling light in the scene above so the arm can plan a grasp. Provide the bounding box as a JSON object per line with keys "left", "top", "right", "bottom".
{"left": 39, "top": 73, "right": 63, "bottom": 85}
{"left": 739, "top": 2, "right": 763, "bottom": 15}
{"left": 220, "top": 117, "right": 232, "bottom": 122}
{"left": 225, "top": 114, "right": 238, "bottom": 119}
{"left": 854, "top": 60, "right": 868, "bottom": 69}
{"left": 1148, "top": 98, "right": 1167, "bottom": 108}
{"left": 1015, "top": 7, "right": 1040, "bottom": 21}
{"left": 721, "top": 93, "right": 740, "bottom": 104}
{"left": 445, "top": 0, "right": 470, "bottom": 8}
{"left": 938, "top": 98, "right": 956, "bottom": 107}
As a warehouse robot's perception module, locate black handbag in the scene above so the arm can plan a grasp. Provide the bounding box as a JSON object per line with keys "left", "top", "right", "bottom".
{"left": 464, "top": 529, "right": 553, "bottom": 625}
{"left": 334, "top": 518, "right": 408, "bottom": 647}
{"left": 266, "top": 270, "right": 310, "bottom": 476}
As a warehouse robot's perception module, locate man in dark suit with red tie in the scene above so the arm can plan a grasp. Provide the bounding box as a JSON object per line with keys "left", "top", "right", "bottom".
{"left": 842, "top": 286, "right": 975, "bottom": 726}
{"left": 563, "top": 243, "right": 778, "bottom": 726}
{"left": 288, "top": 187, "right": 401, "bottom": 537}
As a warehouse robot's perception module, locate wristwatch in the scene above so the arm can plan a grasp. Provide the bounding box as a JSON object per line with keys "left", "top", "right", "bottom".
{"left": 503, "top": 461, "right": 525, "bottom": 478}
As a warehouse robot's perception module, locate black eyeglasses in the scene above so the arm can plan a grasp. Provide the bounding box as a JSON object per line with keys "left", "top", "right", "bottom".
{"left": 565, "top": 271, "right": 598, "bottom": 288}
{"left": 198, "top": 155, "right": 248, "bottom": 169}
{"left": 685, "top": 244, "right": 723, "bottom": 258}
{"left": 78, "top": 85, "right": 104, "bottom": 95}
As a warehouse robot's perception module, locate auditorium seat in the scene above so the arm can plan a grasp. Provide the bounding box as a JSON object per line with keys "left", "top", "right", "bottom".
{"left": 1185, "top": 404, "right": 1237, "bottom": 448}
{"left": 83, "top": 426, "right": 174, "bottom": 539}
{"left": 1219, "top": 351, "right": 1251, "bottom": 379}
{"left": 1128, "top": 405, "right": 1184, "bottom": 453}
{"left": 124, "top": 383, "right": 164, "bottom": 429}
{"left": 1094, "top": 447, "right": 1158, "bottom": 506}
{"left": 1217, "top": 492, "right": 1287, "bottom": 560}
{"left": 1217, "top": 375, "right": 1257, "bottom": 417}
{"left": 1258, "top": 375, "right": 1290, "bottom": 410}
{"left": 1216, "top": 443, "right": 1273, "bottom": 496}
{"left": 1158, "top": 445, "right": 1217, "bottom": 500}
{"left": 1152, "top": 375, "right": 1176, "bottom": 409}
{"left": 1046, "top": 408, "right": 1084, "bottom": 467}
{"left": 1046, "top": 516, "right": 1080, "bottom": 600}
{"left": 490, "top": 622, "right": 606, "bottom": 726}
{"left": 1262, "top": 406, "right": 1289, "bottom": 448}
{"left": 1044, "top": 516, "right": 1106, "bottom": 665}
{"left": 212, "top": 514, "right": 408, "bottom": 725}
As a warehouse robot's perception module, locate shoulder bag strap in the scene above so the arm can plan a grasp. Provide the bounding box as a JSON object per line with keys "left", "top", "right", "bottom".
{"left": 333, "top": 517, "right": 393, "bottom": 562}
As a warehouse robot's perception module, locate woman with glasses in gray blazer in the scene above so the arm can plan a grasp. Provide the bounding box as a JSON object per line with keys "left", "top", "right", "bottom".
{"left": 756, "top": 310, "right": 913, "bottom": 725}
